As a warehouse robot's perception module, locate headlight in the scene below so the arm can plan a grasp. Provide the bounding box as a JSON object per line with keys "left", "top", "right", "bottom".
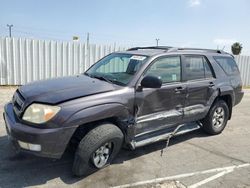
{"left": 22, "top": 103, "right": 61, "bottom": 124}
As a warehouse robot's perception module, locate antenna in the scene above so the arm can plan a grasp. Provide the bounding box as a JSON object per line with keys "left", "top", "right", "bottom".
{"left": 7, "top": 24, "right": 13, "bottom": 38}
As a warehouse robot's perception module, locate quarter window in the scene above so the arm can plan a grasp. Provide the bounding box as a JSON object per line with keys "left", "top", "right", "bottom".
{"left": 214, "top": 56, "right": 239, "bottom": 75}
{"left": 145, "top": 56, "right": 181, "bottom": 83}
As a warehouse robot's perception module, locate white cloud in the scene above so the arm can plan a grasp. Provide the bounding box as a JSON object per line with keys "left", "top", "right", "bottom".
{"left": 189, "top": 0, "right": 201, "bottom": 7}
{"left": 213, "top": 38, "right": 238, "bottom": 52}
{"left": 213, "top": 38, "right": 237, "bottom": 46}
{"left": 180, "top": 42, "right": 195, "bottom": 48}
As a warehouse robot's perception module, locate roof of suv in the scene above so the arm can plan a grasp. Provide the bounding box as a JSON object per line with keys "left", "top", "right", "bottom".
{"left": 119, "top": 46, "right": 233, "bottom": 57}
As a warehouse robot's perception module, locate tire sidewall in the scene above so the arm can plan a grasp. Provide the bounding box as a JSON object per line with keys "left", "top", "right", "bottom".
{"left": 208, "top": 100, "right": 229, "bottom": 133}
{"left": 73, "top": 124, "right": 123, "bottom": 176}
{"left": 87, "top": 136, "right": 122, "bottom": 168}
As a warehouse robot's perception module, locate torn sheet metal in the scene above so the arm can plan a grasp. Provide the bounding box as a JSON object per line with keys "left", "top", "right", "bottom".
{"left": 137, "top": 110, "right": 182, "bottom": 123}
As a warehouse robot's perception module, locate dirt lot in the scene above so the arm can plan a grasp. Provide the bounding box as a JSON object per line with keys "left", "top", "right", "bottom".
{"left": 0, "top": 87, "right": 250, "bottom": 188}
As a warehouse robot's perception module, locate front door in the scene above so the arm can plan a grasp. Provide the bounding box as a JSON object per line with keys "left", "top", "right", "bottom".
{"left": 135, "top": 56, "right": 187, "bottom": 136}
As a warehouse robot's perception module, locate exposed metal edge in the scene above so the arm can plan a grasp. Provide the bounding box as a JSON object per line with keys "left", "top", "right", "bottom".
{"left": 132, "top": 123, "right": 201, "bottom": 148}
{"left": 134, "top": 132, "right": 172, "bottom": 148}
{"left": 174, "top": 125, "right": 200, "bottom": 136}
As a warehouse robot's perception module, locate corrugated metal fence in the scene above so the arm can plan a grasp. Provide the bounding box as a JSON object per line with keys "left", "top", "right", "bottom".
{"left": 0, "top": 37, "right": 127, "bottom": 85}
{"left": 234, "top": 55, "right": 250, "bottom": 86}
{"left": 0, "top": 37, "right": 250, "bottom": 86}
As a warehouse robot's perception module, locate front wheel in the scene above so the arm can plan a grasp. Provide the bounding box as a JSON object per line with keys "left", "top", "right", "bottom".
{"left": 72, "top": 123, "right": 124, "bottom": 177}
{"left": 201, "top": 100, "right": 229, "bottom": 135}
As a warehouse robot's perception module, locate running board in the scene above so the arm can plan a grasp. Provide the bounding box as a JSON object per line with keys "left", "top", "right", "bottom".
{"left": 130, "top": 123, "right": 200, "bottom": 149}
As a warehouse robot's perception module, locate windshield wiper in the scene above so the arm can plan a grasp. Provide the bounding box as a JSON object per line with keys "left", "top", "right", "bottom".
{"left": 84, "top": 72, "right": 91, "bottom": 77}
{"left": 95, "top": 76, "right": 113, "bottom": 84}
{"left": 89, "top": 74, "right": 113, "bottom": 84}
{"left": 108, "top": 79, "right": 126, "bottom": 86}
{"left": 84, "top": 72, "right": 125, "bottom": 86}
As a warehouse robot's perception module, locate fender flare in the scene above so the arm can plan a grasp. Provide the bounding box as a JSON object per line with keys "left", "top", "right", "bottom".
{"left": 218, "top": 86, "right": 235, "bottom": 119}
{"left": 64, "top": 103, "right": 134, "bottom": 133}
{"left": 218, "top": 86, "right": 235, "bottom": 104}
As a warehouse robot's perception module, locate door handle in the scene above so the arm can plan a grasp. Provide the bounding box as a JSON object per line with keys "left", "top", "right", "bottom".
{"left": 209, "top": 82, "right": 215, "bottom": 88}
{"left": 175, "top": 86, "right": 185, "bottom": 93}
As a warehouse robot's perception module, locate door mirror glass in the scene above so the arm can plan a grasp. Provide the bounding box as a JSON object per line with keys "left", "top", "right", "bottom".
{"left": 141, "top": 75, "right": 162, "bottom": 88}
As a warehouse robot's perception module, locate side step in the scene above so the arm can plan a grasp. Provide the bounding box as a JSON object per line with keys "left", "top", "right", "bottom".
{"left": 131, "top": 123, "right": 200, "bottom": 149}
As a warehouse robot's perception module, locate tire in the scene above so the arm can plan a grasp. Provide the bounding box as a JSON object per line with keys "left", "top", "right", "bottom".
{"left": 201, "top": 100, "right": 229, "bottom": 135}
{"left": 72, "top": 123, "right": 124, "bottom": 177}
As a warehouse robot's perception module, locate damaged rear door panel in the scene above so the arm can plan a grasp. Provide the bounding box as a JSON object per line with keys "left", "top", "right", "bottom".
{"left": 182, "top": 55, "right": 218, "bottom": 122}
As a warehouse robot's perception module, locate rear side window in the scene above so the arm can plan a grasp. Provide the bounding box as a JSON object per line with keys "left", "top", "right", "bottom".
{"left": 214, "top": 56, "right": 239, "bottom": 75}
{"left": 185, "top": 56, "right": 214, "bottom": 80}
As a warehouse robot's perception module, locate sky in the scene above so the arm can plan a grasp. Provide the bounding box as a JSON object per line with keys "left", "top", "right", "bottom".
{"left": 0, "top": 0, "right": 250, "bottom": 54}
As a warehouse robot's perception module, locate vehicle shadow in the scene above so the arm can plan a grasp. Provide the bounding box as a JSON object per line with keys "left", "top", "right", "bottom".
{"left": 113, "top": 129, "right": 208, "bottom": 165}
{"left": 0, "top": 129, "right": 209, "bottom": 188}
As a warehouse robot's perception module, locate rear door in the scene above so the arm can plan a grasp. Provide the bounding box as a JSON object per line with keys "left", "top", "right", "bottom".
{"left": 183, "top": 55, "right": 217, "bottom": 122}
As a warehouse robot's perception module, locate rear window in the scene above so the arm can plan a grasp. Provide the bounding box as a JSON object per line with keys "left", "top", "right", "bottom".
{"left": 214, "top": 56, "right": 239, "bottom": 75}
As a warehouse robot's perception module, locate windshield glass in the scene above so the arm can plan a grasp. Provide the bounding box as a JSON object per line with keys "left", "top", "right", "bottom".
{"left": 85, "top": 53, "right": 148, "bottom": 86}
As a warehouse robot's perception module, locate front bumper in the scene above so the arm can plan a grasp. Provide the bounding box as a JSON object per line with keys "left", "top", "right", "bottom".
{"left": 3, "top": 102, "right": 76, "bottom": 159}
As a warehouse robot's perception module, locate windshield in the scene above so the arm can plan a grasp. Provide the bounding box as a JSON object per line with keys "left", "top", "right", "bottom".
{"left": 85, "top": 53, "right": 148, "bottom": 86}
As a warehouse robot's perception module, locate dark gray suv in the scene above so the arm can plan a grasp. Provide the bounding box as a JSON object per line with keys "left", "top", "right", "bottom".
{"left": 3, "top": 46, "right": 244, "bottom": 176}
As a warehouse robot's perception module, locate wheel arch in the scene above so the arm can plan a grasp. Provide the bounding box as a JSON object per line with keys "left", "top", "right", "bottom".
{"left": 217, "top": 94, "right": 233, "bottom": 120}
{"left": 216, "top": 87, "right": 234, "bottom": 120}
{"left": 66, "top": 103, "right": 135, "bottom": 149}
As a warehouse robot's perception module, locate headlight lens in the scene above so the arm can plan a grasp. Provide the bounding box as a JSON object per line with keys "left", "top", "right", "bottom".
{"left": 22, "top": 103, "right": 61, "bottom": 124}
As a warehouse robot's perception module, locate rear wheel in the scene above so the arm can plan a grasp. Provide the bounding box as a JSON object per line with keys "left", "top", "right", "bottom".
{"left": 202, "top": 100, "right": 229, "bottom": 135}
{"left": 72, "top": 123, "right": 124, "bottom": 176}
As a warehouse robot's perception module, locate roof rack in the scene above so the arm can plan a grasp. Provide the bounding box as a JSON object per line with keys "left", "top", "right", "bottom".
{"left": 127, "top": 46, "right": 226, "bottom": 54}
{"left": 168, "top": 47, "right": 226, "bottom": 54}
{"left": 127, "top": 46, "right": 172, "bottom": 51}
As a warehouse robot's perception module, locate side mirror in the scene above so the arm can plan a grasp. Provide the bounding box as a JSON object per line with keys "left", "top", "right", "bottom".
{"left": 141, "top": 75, "right": 162, "bottom": 88}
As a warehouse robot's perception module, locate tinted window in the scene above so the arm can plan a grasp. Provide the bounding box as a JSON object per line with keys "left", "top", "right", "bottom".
{"left": 146, "top": 56, "right": 181, "bottom": 83}
{"left": 185, "top": 56, "right": 205, "bottom": 80}
{"left": 185, "top": 56, "right": 214, "bottom": 80}
{"left": 214, "top": 56, "right": 239, "bottom": 75}
{"left": 204, "top": 58, "right": 214, "bottom": 78}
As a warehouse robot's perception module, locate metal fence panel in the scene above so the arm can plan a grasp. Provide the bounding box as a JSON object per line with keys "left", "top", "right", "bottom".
{"left": 235, "top": 55, "right": 250, "bottom": 86}
{"left": 1, "top": 37, "right": 250, "bottom": 86}
{"left": 0, "top": 37, "right": 128, "bottom": 85}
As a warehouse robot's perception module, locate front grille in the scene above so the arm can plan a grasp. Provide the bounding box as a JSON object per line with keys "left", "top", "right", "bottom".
{"left": 12, "top": 90, "right": 25, "bottom": 117}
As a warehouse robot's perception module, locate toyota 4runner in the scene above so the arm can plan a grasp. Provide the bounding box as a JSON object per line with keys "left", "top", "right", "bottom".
{"left": 3, "top": 46, "right": 244, "bottom": 176}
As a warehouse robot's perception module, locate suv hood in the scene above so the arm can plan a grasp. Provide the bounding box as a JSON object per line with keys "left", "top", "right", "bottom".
{"left": 18, "top": 75, "right": 116, "bottom": 104}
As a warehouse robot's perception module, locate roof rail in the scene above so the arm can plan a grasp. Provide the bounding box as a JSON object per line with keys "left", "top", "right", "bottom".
{"left": 168, "top": 47, "right": 226, "bottom": 54}
{"left": 127, "top": 46, "right": 172, "bottom": 51}
{"left": 127, "top": 46, "right": 227, "bottom": 54}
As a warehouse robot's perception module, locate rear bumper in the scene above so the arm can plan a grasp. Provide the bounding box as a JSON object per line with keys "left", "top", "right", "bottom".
{"left": 235, "top": 91, "right": 244, "bottom": 106}
{"left": 3, "top": 102, "right": 76, "bottom": 159}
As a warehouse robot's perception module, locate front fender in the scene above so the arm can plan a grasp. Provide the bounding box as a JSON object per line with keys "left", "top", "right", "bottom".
{"left": 64, "top": 103, "right": 133, "bottom": 128}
